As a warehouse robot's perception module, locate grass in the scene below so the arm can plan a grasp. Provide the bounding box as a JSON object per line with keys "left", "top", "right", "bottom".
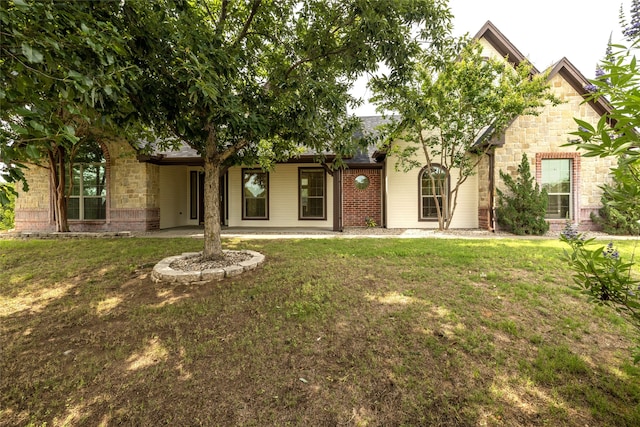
{"left": 1, "top": 236, "right": 639, "bottom": 426}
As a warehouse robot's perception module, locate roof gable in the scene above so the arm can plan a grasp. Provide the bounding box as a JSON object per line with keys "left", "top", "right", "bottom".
{"left": 473, "top": 21, "right": 539, "bottom": 73}
{"left": 475, "top": 21, "right": 611, "bottom": 119}
{"left": 546, "top": 57, "right": 612, "bottom": 117}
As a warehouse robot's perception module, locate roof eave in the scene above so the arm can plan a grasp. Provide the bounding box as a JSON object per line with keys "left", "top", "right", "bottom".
{"left": 473, "top": 21, "right": 540, "bottom": 74}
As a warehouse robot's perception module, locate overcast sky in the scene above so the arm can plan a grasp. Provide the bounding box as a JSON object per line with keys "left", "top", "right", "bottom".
{"left": 350, "top": 0, "right": 631, "bottom": 116}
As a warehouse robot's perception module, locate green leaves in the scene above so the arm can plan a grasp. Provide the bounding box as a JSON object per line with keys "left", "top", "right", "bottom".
{"left": 1, "top": 0, "right": 140, "bottom": 232}
{"left": 561, "top": 221, "right": 640, "bottom": 362}
{"left": 573, "top": 40, "right": 640, "bottom": 162}
{"left": 20, "top": 43, "right": 44, "bottom": 63}
{"left": 372, "top": 36, "right": 556, "bottom": 229}
{"left": 496, "top": 154, "right": 549, "bottom": 235}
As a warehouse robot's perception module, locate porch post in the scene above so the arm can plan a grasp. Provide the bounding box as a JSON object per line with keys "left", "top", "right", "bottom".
{"left": 333, "top": 168, "right": 343, "bottom": 231}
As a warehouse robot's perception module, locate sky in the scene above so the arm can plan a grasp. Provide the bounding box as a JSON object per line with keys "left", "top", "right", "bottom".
{"left": 350, "top": 0, "right": 632, "bottom": 116}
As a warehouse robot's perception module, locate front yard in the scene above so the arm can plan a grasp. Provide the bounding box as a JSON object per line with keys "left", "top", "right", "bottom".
{"left": 1, "top": 236, "right": 639, "bottom": 426}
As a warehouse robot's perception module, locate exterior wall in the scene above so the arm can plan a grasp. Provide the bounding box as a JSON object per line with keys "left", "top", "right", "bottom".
{"left": 14, "top": 165, "right": 52, "bottom": 231}
{"left": 14, "top": 139, "right": 160, "bottom": 232}
{"left": 227, "top": 163, "right": 333, "bottom": 228}
{"left": 385, "top": 142, "right": 479, "bottom": 229}
{"left": 342, "top": 168, "right": 382, "bottom": 227}
{"left": 108, "top": 140, "right": 160, "bottom": 231}
{"left": 494, "top": 73, "right": 616, "bottom": 231}
{"left": 159, "top": 166, "right": 197, "bottom": 229}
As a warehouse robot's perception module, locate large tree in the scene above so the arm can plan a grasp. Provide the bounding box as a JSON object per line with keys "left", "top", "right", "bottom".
{"left": 0, "top": 0, "right": 136, "bottom": 231}
{"left": 123, "top": 0, "right": 452, "bottom": 259}
{"left": 369, "top": 38, "right": 559, "bottom": 230}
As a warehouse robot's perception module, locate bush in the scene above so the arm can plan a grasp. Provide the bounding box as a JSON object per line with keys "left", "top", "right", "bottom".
{"left": 496, "top": 153, "right": 549, "bottom": 235}
{"left": 592, "top": 158, "right": 640, "bottom": 235}
{"left": 560, "top": 222, "right": 640, "bottom": 362}
{"left": 0, "top": 183, "right": 16, "bottom": 231}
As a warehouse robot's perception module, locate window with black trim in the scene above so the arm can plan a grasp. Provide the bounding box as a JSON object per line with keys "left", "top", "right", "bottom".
{"left": 67, "top": 141, "right": 106, "bottom": 220}
{"left": 419, "top": 165, "right": 447, "bottom": 220}
{"left": 242, "top": 169, "right": 268, "bottom": 219}
{"left": 299, "top": 168, "right": 326, "bottom": 219}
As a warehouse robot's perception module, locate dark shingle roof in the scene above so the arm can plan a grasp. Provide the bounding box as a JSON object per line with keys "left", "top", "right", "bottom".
{"left": 141, "top": 116, "right": 392, "bottom": 165}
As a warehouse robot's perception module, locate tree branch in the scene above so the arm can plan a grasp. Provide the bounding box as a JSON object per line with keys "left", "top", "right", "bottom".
{"left": 1, "top": 49, "right": 67, "bottom": 82}
{"left": 233, "top": 0, "right": 262, "bottom": 47}
{"left": 214, "top": 0, "right": 229, "bottom": 37}
{"left": 284, "top": 45, "right": 351, "bottom": 80}
{"left": 220, "top": 138, "right": 250, "bottom": 162}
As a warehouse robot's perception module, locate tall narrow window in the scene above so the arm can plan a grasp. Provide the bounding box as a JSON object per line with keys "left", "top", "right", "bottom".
{"left": 542, "top": 159, "right": 571, "bottom": 219}
{"left": 242, "top": 169, "right": 268, "bottom": 219}
{"left": 299, "top": 168, "right": 326, "bottom": 219}
{"left": 67, "top": 141, "right": 106, "bottom": 220}
{"left": 419, "top": 165, "right": 447, "bottom": 220}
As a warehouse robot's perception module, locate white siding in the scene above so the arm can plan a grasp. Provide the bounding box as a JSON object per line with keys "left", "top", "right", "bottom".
{"left": 159, "top": 166, "right": 195, "bottom": 228}
{"left": 228, "top": 164, "right": 333, "bottom": 228}
{"left": 385, "top": 148, "right": 479, "bottom": 229}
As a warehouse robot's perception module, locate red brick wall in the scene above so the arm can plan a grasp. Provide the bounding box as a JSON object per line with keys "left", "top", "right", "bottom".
{"left": 478, "top": 208, "right": 491, "bottom": 230}
{"left": 342, "top": 169, "right": 382, "bottom": 227}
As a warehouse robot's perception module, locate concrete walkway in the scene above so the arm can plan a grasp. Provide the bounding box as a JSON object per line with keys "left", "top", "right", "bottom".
{"left": 140, "top": 226, "right": 551, "bottom": 240}
{"left": 4, "top": 226, "right": 634, "bottom": 241}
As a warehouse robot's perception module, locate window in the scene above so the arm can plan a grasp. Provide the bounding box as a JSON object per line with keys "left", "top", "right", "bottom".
{"left": 419, "top": 165, "right": 447, "bottom": 220}
{"left": 354, "top": 175, "right": 370, "bottom": 190}
{"left": 242, "top": 169, "right": 268, "bottom": 219}
{"left": 541, "top": 159, "right": 571, "bottom": 219}
{"left": 67, "top": 142, "right": 106, "bottom": 220}
{"left": 299, "top": 168, "right": 326, "bottom": 219}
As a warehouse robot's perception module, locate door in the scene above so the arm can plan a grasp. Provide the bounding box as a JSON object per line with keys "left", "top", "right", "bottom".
{"left": 192, "top": 171, "right": 227, "bottom": 225}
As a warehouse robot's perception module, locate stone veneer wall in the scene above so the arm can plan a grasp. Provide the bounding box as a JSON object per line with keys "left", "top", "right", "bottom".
{"left": 342, "top": 168, "right": 382, "bottom": 227}
{"left": 493, "top": 73, "right": 616, "bottom": 231}
{"left": 14, "top": 139, "right": 160, "bottom": 232}
{"left": 14, "top": 165, "right": 53, "bottom": 230}
{"left": 109, "top": 140, "right": 160, "bottom": 231}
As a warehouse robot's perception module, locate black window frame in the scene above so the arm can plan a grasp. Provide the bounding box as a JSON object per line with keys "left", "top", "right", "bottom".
{"left": 299, "top": 168, "right": 327, "bottom": 220}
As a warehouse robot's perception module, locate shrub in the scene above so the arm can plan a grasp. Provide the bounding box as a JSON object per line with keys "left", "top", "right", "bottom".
{"left": 0, "top": 183, "right": 15, "bottom": 231}
{"left": 560, "top": 222, "right": 640, "bottom": 362}
{"left": 592, "top": 158, "right": 640, "bottom": 235}
{"left": 496, "top": 153, "right": 549, "bottom": 235}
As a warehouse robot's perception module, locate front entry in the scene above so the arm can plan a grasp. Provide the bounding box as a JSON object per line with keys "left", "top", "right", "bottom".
{"left": 193, "top": 171, "right": 227, "bottom": 226}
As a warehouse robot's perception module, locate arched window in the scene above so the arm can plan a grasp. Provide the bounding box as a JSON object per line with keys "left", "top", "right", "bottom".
{"left": 419, "top": 164, "right": 447, "bottom": 220}
{"left": 67, "top": 141, "right": 107, "bottom": 220}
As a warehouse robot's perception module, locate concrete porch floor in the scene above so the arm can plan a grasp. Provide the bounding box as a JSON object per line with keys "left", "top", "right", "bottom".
{"left": 139, "top": 226, "right": 497, "bottom": 239}
{"left": 142, "top": 226, "right": 343, "bottom": 239}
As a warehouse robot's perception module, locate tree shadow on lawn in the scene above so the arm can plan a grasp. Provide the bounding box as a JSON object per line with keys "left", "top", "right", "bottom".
{"left": 1, "top": 240, "right": 639, "bottom": 426}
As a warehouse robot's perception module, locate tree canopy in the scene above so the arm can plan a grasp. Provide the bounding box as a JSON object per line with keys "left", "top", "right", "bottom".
{"left": 370, "top": 37, "right": 559, "bottom": 230}
{"left": 0, "top": 0, "right": 137, "bottom": 230}
{"left": 122, "top": 0, "right": 453, "bottom": 258}
{"left": 1, "top": 0, "right": 452, "bottom": 248}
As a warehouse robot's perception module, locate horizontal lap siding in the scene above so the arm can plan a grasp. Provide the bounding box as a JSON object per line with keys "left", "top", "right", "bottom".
{"left": 385, "top": 158, "right": 479, "bottom": 229}
{"left": 227, "top": 164, "right": 333, "bottom": 228}
{"left": 159, "top": 166, "right": 190, "bottom": 229}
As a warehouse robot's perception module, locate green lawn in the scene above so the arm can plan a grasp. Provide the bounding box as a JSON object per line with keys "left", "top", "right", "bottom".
{"left": 1, "top": 237, "right": 639, "bottom": 426}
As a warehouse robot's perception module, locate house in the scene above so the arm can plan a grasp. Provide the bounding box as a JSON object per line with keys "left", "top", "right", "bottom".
{"left": 13, "top": 21, "right": 615, "bottom": 233}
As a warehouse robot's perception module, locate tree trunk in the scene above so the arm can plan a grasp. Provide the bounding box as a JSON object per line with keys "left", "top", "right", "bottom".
{"left": 48, "top": 148, "right": 69, "bottom": 232}
{"left": 202, "top": 153, "right": 224, "bottom": 260}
